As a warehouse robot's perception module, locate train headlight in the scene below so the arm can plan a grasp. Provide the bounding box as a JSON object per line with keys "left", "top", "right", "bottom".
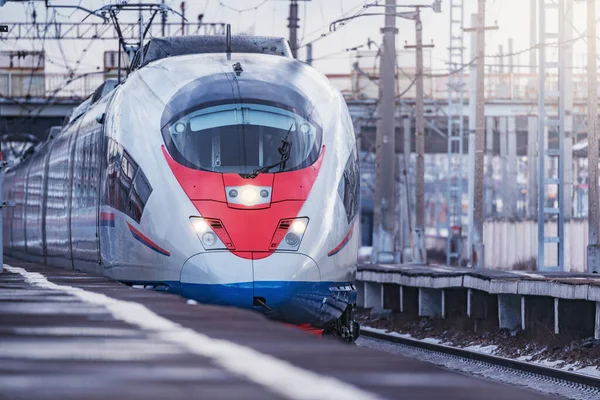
{"left": 240, "top": 185, "right": 258, "bottom": 205}
{"left": 270, "top": 217, "right": 309, "bottom": 251}
{"left": 291, "top": 220, "right": 306, "bottom": 234}
{"left": 202, "top": 232, "right": 217, "bottom": 246}
{"left": 192, "top": 219, "right": 210, "bottom": 233}
{"left": 284, "top": 232, "right": 300, "bottom": 246}
{"left": 189, "top": 217, "right": 234, "bottom": 250}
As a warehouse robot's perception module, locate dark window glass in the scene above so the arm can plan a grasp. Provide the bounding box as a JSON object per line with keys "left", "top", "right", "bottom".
{"left": 132, "top": 171, "right": 152, "bottom": 205}
{"left": 103, "top": 139, "right": 153, "bottom": 223}
{"left": 338, "top": 150, "right": 360, "bottom": 223}
{"left": 162, "top": 103, "right": 322, "bottom": 174}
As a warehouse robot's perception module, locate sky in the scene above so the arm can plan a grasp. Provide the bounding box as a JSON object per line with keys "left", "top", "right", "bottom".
{"left": 0, "top": 0, "right": 595, "bottom": 76}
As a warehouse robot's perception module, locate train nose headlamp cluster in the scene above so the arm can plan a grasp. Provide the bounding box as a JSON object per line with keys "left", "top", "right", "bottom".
{"left": 270, "top": 217, "right": 309, "bottom": 251}
{"left": 225, "top": 185, "right": 271, "bottom": 207}
{"left": 190, "top": 217, "right": 234, "bottom": 250}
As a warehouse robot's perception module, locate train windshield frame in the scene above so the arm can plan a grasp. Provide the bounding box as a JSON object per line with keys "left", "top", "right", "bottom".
{"left": 162, "top": 103, "right": 322, "bottom": 174}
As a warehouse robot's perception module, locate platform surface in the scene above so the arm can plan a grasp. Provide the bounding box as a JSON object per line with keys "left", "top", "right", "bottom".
{"left": 0, "top": 257, "right": 551, "bottom": 400}
{"left": 359, "top": 262, "right": 600, "bottom": 282}
{"left": 358, "top": 262, "right": 600, "bottom": 298}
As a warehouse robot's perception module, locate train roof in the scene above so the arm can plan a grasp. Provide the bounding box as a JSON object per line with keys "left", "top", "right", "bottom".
{"left": 132, "top": 35, "right": 292, "bottom": 70}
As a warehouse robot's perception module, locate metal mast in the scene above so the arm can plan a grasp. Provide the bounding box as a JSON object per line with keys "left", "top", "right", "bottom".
{"left": 446, "top": 0, "right": 465, "bottom": 265}
{"left": 288, "top": 0, "right": 299, "bottom": 58}
{"left": 587, "top": 0, "right": 599, "bottom": 272}
{"left": 537, "top": 0, "right": 565, "bottom": 271}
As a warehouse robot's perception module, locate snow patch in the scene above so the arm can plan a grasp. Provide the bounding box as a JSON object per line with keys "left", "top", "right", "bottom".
{"left": 462, "top": 344, "right": 498, "bottom": 355}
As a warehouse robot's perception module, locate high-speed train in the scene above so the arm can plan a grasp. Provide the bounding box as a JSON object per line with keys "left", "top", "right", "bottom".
{"left": 2, "top": 35, "right": 360, "bottom": 341}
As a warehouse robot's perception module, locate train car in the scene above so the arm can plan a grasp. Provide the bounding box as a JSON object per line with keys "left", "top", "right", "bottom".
{"left": 2, "top": 35, "right": 361, "bottom": 341}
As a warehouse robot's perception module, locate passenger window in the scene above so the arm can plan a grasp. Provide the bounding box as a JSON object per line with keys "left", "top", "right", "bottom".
{"left": 338, "top": 150, "right": 360, "bottom": 223}
{"left": 103, "top": 138, "right": 153, "bottom": 223}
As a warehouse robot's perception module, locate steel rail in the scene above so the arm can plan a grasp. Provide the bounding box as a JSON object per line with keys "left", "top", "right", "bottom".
{"left": 360, "top": 327, "right": 600, "bottom": 389}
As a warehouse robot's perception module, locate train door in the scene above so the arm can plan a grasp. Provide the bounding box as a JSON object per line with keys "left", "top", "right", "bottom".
{"left": 44, "top": 122, "right": 80, "bottom": 268}
{"left": 69, "top": 106, "right": 103, "bottom": 274}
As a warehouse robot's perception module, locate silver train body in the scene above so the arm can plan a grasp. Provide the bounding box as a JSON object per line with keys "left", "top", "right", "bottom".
{"left": 3, "top": 36, "right": 360, "bottom": 336}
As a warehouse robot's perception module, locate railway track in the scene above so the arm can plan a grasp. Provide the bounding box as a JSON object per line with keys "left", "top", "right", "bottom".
{"left": 359, "top": 327, "right": 600, "bottom": 399}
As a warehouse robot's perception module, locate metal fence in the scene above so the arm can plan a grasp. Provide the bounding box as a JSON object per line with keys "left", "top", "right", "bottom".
{"left": 0, "top": 71, "right": 107, "bottom": 99}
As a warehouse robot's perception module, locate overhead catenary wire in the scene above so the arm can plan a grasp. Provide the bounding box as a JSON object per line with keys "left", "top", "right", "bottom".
{"left": 6, "top": 0, "right": 134, "bottom": 134}
{"left": 298, "top": 0, "right": 382, "bottom": 50}
{"left": 218, "top": 0, "right": 269, "bottom": 13}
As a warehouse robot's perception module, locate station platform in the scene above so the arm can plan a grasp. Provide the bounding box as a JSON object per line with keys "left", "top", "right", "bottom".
{"left": 357, "top": 263, "right": 600, "bottom": 337}
{"left": 0, "top": 257, "right": 550, "bottom": 400}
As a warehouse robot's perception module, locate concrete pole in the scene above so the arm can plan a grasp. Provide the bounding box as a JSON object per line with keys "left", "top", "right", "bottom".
{"left": 371, "top": 0, "right": 398, "bottom": 264}
{"left": 472, "top": 0, "right": 486, "bottom": 268}
{"left": 564, "top": 0, "right": 573, "bottom": 220}
{"left": 467, "top": 13, "right": 477, "bottom": 265}
{"left": 499, "top": 117, "right": 508, "bottom": 216}
{"left": 529, "top": 0, "right": 536, "bottom": 73}
{"left": 180, "top": 2, "right": 185, "bottom": 36}
{"left": 395, "top": 152, "right": 403, "bottom": 263}
{"left": 528, "top": 116, "right": 538, "bottom": 218}
{"left": 403, "top": 117, "right": 413, "bottom": 261}
{"left": 588, "top": 0, "right": 600, "bottom": 272}
{"left": 288, "top": 0, "right": 299, "bottom": 58}
{"left": 161, "top": 0, "right": 167, "bottom": 37}
{"left": 306, "top": 43, "right": 313, "bottom": 65}
{"left": 498, "top": 45, "right": 504, "bottom": 74}
{"left": 508, "top": 38, "right": 513, "bottom": 99}
{"left": 414, "top": 9, "right": 427, "bottom": 264}
{"left": 507, "top": 116, "right": 518, "bottom": 216}
{"left": 485, "top": 117, "right": 495, "bottom": 217}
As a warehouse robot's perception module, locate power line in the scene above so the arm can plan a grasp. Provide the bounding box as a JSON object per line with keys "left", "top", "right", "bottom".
{"left": 7, "top": 0, "right": 134, "bottom": 135}
{"left": 218, "top": 0, "right": 269, "bottom": 13}
{"left": 298, "top": 0, "right": 380, "bottom": 50}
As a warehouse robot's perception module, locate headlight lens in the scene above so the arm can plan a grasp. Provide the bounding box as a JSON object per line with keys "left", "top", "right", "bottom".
{"left": 284, "top": 232, "right": 300, "bottom": 246}
{"left": 270, "top": 217, "right": 309, "bottom": 251}
{"left": 189, "top": 217, "right": 233, "bottom": 250}
{"left": 202, "top": 232, "right": 217, "bottom": 246}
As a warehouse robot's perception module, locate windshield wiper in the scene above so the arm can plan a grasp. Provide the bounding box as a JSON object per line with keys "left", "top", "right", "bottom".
{"left": 243, "top": 124, "right": 293, "bottom": 179}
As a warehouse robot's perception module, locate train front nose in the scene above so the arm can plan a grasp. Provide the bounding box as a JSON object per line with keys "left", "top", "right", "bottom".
{"left": 179, "top": 252, "right": 254, "bottom": 308}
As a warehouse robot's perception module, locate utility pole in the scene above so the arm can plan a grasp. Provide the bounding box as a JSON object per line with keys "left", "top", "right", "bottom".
{"left": 472, "top": 0, "right": 486, "bottom": 268}
{"left": 467, "top": 13, "right": 477, "bottom": 265}
{"left": 564, "top": 0, "right": 574, "bottom": 221}
{"left": 306, "top": 43, "right": 313, "bottom": 65}
{"left": 405, "top": 9, "right": 433, "bottom": 264}
{"left": 446, "top": 0, "right": 466, "bottom": 266}
{"left": 288, "top": 0, "right": 299, "bottom": 58}
{"left": 403, "top": 116, "right": 413, "bottom": 261}
{"left": 371, "top": 0, "right": 398, "bottom": 264}
{"left": 180, "top": 1, "right": 185, "bottom": 35}
{"left": 464, "top": 9, "right": 496, "bottom": 267}
{"left": 588, "top": 0, "right": 600, "bottom": 272}
{"left": 161, "top": 0, "right": 167, "bottom": 36}
{"left": 529, "top": 0, "right": 537, "bottom": 73}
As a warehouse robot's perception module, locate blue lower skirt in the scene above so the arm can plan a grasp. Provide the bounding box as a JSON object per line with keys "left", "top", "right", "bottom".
{"left": 170, "top": 280, "right": 357, "bottom": 328}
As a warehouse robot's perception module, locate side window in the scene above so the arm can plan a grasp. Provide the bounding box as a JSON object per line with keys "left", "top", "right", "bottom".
{"left": 103, "top": 138, "right": 153, "bottom": 223}
{"left": 128, "top": 170, "right": 152, "bottom": 222}
{"left": 338, "top": 150, "right": 360, "bottom": 223}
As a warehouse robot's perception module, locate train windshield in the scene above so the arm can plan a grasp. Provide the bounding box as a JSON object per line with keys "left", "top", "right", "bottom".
{"left": 163, "top": 103, "right": 321, "bottom": 174}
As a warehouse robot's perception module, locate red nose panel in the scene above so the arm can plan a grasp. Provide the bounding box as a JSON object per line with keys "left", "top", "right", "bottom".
{"left": 162, "top": 145, "right": 325, "bottom": 259}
